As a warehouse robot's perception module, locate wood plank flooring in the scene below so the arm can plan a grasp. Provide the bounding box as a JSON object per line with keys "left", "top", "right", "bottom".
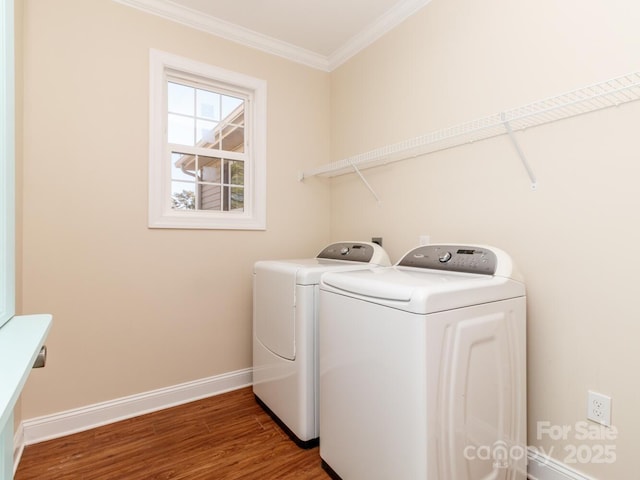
{"left": 15, "top": 387, "right": 330, "bottom": 480}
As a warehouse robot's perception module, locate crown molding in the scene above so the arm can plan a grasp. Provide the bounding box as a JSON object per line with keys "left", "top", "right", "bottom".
{"left": 328, "top": 0, "right": 432, "bottom": 71}
{"left": 112, "top": 0, "right": 330, "bottom": 71}
{"left": 113, "top": 0, "right": 431, "bottom": 72}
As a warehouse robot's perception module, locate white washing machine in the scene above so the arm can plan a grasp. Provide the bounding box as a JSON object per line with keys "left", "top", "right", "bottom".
{"left": 319, "top": 244, "right": 527, "bottom": 480}
{"left": 253, "top": 241, "right": 391, "bottom": 447}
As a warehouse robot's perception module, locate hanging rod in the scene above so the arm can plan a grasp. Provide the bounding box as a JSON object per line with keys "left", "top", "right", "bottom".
{"left": 299, "top": 71, "right": 640, "bottom": 183}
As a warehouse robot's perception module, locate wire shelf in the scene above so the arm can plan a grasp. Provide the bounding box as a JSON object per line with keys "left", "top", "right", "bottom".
{"left": 300, "top": 72, "right": 640, "bottom": 180}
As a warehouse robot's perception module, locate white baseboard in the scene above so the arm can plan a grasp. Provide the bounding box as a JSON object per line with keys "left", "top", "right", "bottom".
{"left": 528, "top": 448, "right": 597, "bottom": 480}
{"left": 20, "top": 367, "right": 252, "bottom": 448}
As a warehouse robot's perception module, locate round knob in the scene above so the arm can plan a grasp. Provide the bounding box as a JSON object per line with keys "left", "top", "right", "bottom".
{"left": 340, "top": 247, "right": 350, "bottom": 255}
{"left": 438, "top": 251, "right": 452, "bottom": 263}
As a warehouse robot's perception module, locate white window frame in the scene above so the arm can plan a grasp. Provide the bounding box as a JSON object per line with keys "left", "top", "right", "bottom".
{"left": 149, "top": 49, "right": 267, "bottom": 230}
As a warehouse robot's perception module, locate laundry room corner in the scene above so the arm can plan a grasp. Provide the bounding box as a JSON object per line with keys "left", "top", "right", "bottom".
{"left": 326, "top": 0, "right": 640, "bottom": 478}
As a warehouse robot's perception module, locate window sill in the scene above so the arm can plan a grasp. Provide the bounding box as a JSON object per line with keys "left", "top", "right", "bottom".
{"left": 148, "top": 210, "right": 265, "bottom": 230}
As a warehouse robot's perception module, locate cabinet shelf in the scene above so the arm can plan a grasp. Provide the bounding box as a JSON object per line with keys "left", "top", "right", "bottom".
{"left": 300, "top": 72, "right": 640, "bottom": 184}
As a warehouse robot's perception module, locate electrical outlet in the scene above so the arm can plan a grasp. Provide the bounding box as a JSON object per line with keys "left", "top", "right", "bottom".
{"left": 587, "top": 391, "right": 612, "bottom": 426}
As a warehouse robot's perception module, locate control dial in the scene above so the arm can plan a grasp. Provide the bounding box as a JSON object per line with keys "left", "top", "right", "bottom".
{"left": 438, "top": 251, "right": 452, "bottom": 263}
{"left": 340, "top": 247, "right": 350, "bottom": 255}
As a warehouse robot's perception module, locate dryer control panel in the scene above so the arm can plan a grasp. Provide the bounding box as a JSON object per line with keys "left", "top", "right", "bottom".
{"left": 318, "top": 242, "right": 389, "bottom": 264}
{"left": 398, "top": 244, "right": 498, "bottom": 275}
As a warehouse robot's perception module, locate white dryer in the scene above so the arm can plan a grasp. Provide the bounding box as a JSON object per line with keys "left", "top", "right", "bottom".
{"left": 253, "top": 242, "right": 391, "bottom": 447}
{"left": 319, "top": 244, "right": 527, "bottom": 480}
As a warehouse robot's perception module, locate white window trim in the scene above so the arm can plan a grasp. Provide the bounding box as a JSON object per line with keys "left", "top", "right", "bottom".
{"left": 149, "top": 49, "right": 267, "bottom": 230}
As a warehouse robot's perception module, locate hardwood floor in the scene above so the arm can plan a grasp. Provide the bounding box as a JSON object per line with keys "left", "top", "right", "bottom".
{"left": 15, "top": 387, "right": 331, "bottom": 480}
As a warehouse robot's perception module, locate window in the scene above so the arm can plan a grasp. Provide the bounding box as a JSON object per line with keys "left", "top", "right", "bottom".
{"left": 149, "top": 50, "right": 267, "bottom": 229}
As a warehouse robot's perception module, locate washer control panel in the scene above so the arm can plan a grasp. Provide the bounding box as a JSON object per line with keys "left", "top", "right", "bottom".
{"left": 398, "top": 244, "right": 497, "bottom": 275}
{"left": 318, "top": 242, "right": 386, "bottom": 264}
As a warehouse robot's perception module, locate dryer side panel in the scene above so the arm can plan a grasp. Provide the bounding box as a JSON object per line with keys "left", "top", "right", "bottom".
{"left": 437, "top": 297, "right": 527, "bottom": 480}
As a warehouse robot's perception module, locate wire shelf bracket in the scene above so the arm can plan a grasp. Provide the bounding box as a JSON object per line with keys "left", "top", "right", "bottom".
{"left": 299, "top": 71, "right": 640, "bottom": 194}
{"left": 349, "top": 160, "right": 381, "bottom": 203}
{"left": 502, "top": 113, "right": 537, "bottom": 190}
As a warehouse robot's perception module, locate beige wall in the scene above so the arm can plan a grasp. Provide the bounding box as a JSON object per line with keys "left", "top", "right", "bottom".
{"left": 329, "top": 0, "right": 640, "bottom": 477}
{"left": 20, "top": 0, "right": 330, "bottom": 416}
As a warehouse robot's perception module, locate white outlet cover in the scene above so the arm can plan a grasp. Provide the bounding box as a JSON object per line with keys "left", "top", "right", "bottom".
{"left": 587, "top": 390, "right": 612, "bottom": 426}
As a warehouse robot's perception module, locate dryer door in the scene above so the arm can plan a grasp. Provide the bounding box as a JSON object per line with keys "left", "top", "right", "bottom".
{"left": 254, "top": 264, "right": 296, "bottom": 360}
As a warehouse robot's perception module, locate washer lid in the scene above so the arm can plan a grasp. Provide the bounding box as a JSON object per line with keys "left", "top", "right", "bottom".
{"left": 320, "top": 244, "right": 525, "bottom": 314}
{"left": 253, "top": 241, "right": 391, "bottom": 285}
{"left": 321, "top": 269, "right": 524, "bottom": 314}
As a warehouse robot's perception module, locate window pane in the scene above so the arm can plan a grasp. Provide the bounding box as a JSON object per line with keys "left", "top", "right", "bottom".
{"left": 230, "top": 187, "right": 244, "bottom": 211}
{"left": 221, "top": 126, "right": 244, "bottom": 153}
{"left": 171, "top": 152, "right": 196, "bottom": 181}
{"left": 168, "top": 114, "right": 195, "bottom": 145}
{"left": 198, "top": 156, "right": 222, "bottom": 183}
{"left": 171, "top": 181, "right": 196, "bottom": 210}
{"left": 197, "top": 89, "right": 220, "bottom": 120}
{"left": 200, "top": 183, "right": 222, "bottom": 211}
{"left": 221, "top": 95, "right": 243, "bottom": 118}
{"left": 196, "top": 119, "right": 218, "bottom": 145}
{"left": 168, "top": 82, "right": 194, "bottom": 116}
{"left": 227, "top": 160, "right": 244, "bottom": 186}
